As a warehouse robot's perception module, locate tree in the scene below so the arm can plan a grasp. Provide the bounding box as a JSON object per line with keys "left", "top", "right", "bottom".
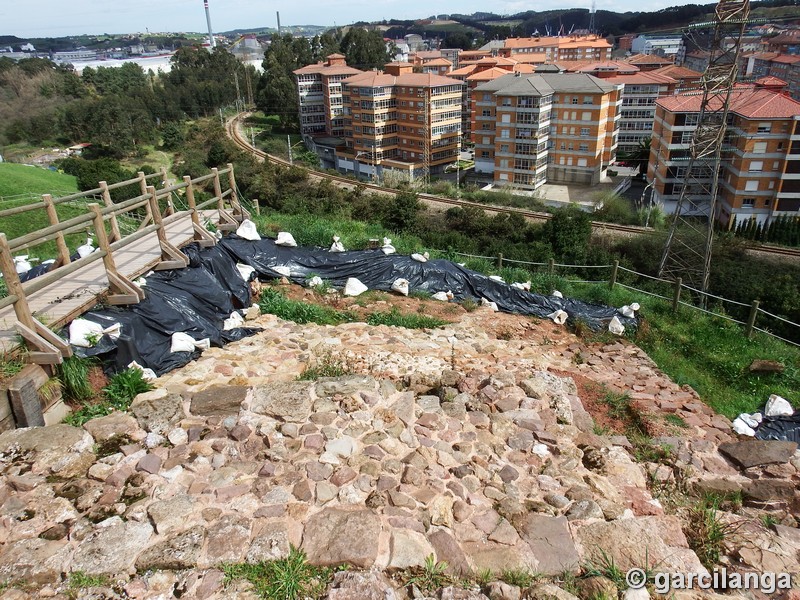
{"left": 443, "top": 32, "right": 473, "bottom": 50}
{"left": 618, "top": 136, "right": 652, "bottom": 179}
{"left": 160, "top": 122, "right": 184, "bottom": 150}
{"left": 545, "top": 205, "right": 592, "bottom": 264}
{"left": 339, "top": 28, "right": 393, "bottom": 70}
{"left": 255, "top": 34, "right": 313, "bottom": 129}
{"left": 383, "top": 190, "right": 421, "bottom": 231}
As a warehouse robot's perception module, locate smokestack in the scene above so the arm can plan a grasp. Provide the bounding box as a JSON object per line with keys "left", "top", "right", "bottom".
{"left": 204, "top": 0, "right": 216, "bottom": 48}
{"left": 277, "top": 11, "right": 282, "bottom": 35}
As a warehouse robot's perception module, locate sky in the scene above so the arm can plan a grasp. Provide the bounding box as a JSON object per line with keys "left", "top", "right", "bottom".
{"left": 2, "top": 0, "right": 679, "bottom": 39}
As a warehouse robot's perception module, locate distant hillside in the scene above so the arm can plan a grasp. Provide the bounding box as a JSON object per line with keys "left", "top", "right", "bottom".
{"left": 0, "top": 163, "right": 77, "bottom": 200}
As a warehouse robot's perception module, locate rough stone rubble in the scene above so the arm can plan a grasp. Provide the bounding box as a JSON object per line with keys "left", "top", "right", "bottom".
{"left": 0, "top": 307, "right": 798, "bottom": 600}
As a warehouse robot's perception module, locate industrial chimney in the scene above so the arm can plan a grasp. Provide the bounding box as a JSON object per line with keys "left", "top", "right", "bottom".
{"left": 277, "top": 11, "right": 282, "bottom": 35}
{"left": 204, "top": 0, "right": 216, "bottom": 48}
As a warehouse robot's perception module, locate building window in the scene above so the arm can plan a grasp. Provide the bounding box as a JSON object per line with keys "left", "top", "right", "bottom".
{"left": 581, "top": 112, "right": 592, "bottom": 121}
{"left": 753, "top": 141, "right": 767, "bottom": 153}
{"left": 571, "top": 97, "right": 578, "bottom": 104}
{"left": 482, "top": 151, "right": 490, "bottom": 158}
{"left": 580, "top": 128, "right": 590, "bottom": 137}
{"left": 757, "top": 122, "right": 771, "bottom": 133}
{"left": 482, "top": 109, "right": 491, "bottom": 116}
{"left": 500, "top": 145, "right": 509, "bottom": 152}
{"left": 745, "top": 180, "right": 758, "bottom": 192}
{"left": 482, "top": 137, "right": 490, "bottom": 145}
{"left": 583, "top": 96, "right": 593, "bottom": 105}
{"left": 749, "top": 161, "right": 763, "bottom": 172}
{"left": 742, "top": 198, "right": 755, "bottom": 207}
{"left": 579, "top": 144, "right": 589, "bottom": 152}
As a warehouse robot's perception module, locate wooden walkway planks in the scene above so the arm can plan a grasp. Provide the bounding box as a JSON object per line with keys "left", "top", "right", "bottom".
{"left": 0, "top": 210, "right": 213, "bottom": 355}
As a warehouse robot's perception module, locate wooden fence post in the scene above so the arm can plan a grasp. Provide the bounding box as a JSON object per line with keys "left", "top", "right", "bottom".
{"left": 0, "top": 233, "right": 38, "bottom": 335}
{"left": 184, "top": 176, "right": 216, "bottom": 247}
{"left": 212, "top": 168, "right": 223, "bottom": 210}
{"left": 99, "top": 182, "right": 122, "bottom": 242}
{"left": 547, "top": 258, "right": 554, "bottom": 275}
{"left": 137, "top": 171, "right": 152, "bottom": 230}
{"left": 147, "top": 186, "right": 188, "bottom": 270}
{"left": 609, "top": 260, "right": 619, "bottom": 290}
{"left": 42, "top": 194, "right": 71, "bottom": 267}
{"left": 253, "top": 199, "right": 260, "bottom": 216}
{"left": 88, "top": 203, "right": 142, "bottom": 305}
{"left": 745, "top": 300, "right": 760, "bottom": 339}
{"left": 671, "top": 277, "right": 682, "bottom": 312}
{"left": 496, "top": 253, "right": 503, "bottom": 269}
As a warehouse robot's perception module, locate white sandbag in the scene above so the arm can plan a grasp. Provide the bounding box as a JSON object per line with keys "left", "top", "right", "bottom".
{"left": 69, "top": 318, "right": 104, "bottom": 348}
{"left": 547, "top": 310, "right": 568, "bottom": 325}
{"left": 738, "top": 413, "right": 759, "bottom": 428}
{"left": 489, "top": 275, "right": 504, "bottom": 282}
{"left": 275, "top": 231, "right": 297, "bottom": 247}
{"left": 620, "top": 305, "right": 636, "bottom": 318}
{"left": 13, "top": 255, "right": 32, "bottom": 274}
{"left": 512, "top": 281, "right": 532, "bottom": 291}
{"left": 128, "top": 361, "right": 157, "bottom": 382}
{"left": 765, "top": 394, "right": 794, "bottom": 417}
{"left": 551, "top": 290, "right": 563, "bottom": 298}
{"left": 235, "top": 219, "right": 261, "bottom": 241}
{"left": 170, "top": 332, "right": 210, "bottom": 353}
{"left": 308, "top": 276, "right": 324, "bottom": 288}
{"left": 752, "top": 412, "right": 763, "bottom": 423}
{"left": 431, "top": 291, "right": 450, "bottom": 301}
{"left": 272, "top": 265, "right": 291, "bottom": 277}
{"left": 608, "top": 316, "right": 625, "bottom": 335}
{"left": 480, "top": 298, "right": 499, "bottom": 312}
{"left": 102, "top": 323, "right": 122, "bottom": 340}
{"left": 236, "top": 263, "right": 256, "bottom": 282}
{"left": 629, "top": 303, "right": 640, "bottom": 311}
{"left": 223, "top": 311, "right": 245, "bottom": 331}
{"left": 41, "top": 259, "right": 56, "bottom": 266}
{"left": 411, "top": 253, "right": 427, "bottom": 263}
{"left": 391, "top": 278, "right": 410, "bottom": 296}
{"left": 134, "top": 277, "right": 147, "bottom": 287}
{"left": 732, "top": 417, "right": 756, "bottom": 436}
{"left": 329, "top": 236, "right": 345, "bottom": 253}
{"left": 382, "top": 237, "right": 396, "bottom": 255}
{"left": 344, "top": 277, "right": 368, "bottom": 297}
{"left": 77, "top": 236, "right": 95, "bottom": 258}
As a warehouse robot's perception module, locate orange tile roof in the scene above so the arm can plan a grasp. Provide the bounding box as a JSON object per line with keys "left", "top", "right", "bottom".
{"left": 756, "top": 76, "right": 788, "bottom": 87}
{"left": 604, "top": 71, "right": 676, "bottom": 85}
{"left": 342, "top": 71, "right": 464, "bottom": 88}
{"left": 504, "top": 35, "right": 611, "bottom": 50}
{"left": 424, "top": 58, "right": 452, "bottom": 66}
{"left": 651, "top": 64, "right": 702, "bottom": 79}
{"left": 466, "top": 67, "right": 510, "bottom": 82}
{"left": 294, "top": 63, "right": 362, "bottom": 76}
{"left": 749, "top": 52, "right": 782, "bottom": 60}
{"left": 508, "top": 52, "right": 548, "bottom": 63}
{"left": 657, "top": 86, "right": 800, "bottom": 119}
{"left": 772, "top": 54, "right": 800, "bottom": 64}
{"left": 627, "top": 54, "right": 674, "bottom": 65}
{"left": 449, "top": 65, "right": 477, "bottom": 77}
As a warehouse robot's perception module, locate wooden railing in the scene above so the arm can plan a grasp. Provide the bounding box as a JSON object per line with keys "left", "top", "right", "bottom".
{"left": 0, "top": 164, "right": 250, "bottom": 365}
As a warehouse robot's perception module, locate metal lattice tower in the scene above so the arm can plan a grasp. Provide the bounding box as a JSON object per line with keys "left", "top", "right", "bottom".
{"left": 658, "top": 0, "right": 750, "bottom": 305}
{"left": 588, "top": 0, "right": 596, "bottom": 36}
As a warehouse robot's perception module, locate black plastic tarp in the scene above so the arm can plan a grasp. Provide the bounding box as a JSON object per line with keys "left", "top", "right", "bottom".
{"left": 70, "top": 234, "right": 636, "bottom": 376}
{"left": 754, "top": 414, "right": 800, "bottom": 443}
{"left": 217, "top": 236, "right": 636, "bottom": 331}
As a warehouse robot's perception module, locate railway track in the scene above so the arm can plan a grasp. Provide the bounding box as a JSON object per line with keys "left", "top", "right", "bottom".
{"left": 226, "top": 114, "right": 800, "bottom": 259}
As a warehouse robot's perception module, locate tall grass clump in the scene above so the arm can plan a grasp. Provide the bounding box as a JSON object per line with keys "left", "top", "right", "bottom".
{"left": 58, "top": 356, "right": 94, "bottom": 401}
{"left": 258, "top": 287, "right": 353, "bottom": 325}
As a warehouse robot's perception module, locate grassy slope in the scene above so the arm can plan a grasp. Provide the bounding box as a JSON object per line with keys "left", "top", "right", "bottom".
{"left": 253, "top": 209, "right": 800, "bottom": 419}
{"left": 0, "top": 164, "right": 87, "bottom": 260}
{"left": 0, "top": 163, "right": 78, "bottom": 199}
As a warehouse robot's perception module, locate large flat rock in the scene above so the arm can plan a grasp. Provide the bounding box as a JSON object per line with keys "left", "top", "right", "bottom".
{"left": 301, "top": 507, "right": 381, "bottom": 568}
{"left": 719, "top": 440, "right": 798, "bottom": 469}
{"left": 513, "top": 514, "right": 580, "bottom": 575}
{"left": 190, "top": 385, "right": 249, "bottom": 416}
{"left": 251, "top": 382, "right": 315, "bottom": 423}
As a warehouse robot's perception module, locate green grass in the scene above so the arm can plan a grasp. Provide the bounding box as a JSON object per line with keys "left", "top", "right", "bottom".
{"left": 0, "top": 163, "right": 78, "bottom": 199}
{"left": 499, "top": 568, "right": 541, "bottom": 588}
{"left": 297, "top": 350, "right": 352, "bottom": 380}
{"left": 58, "top": 356, "right": 94, "bottom": 401}
{"left": 560, "top": 282, "right": 800, "bottom": 419}
{"left": 64, "top": 367, "right": 153, "bottom": 427}
{"left": 0, "top": 353, "right": 25, "bottom": 382}
{"left": 406, "top": 554, "right": 452, "bottom": 594}
{"left": 367, "top": 308, "right": 448, "bottom": 329}
{"left": 258, "top": 287, "right": 354, "bottom": 325}
{"left": 222, "top": 546, "right": 340, "bottom": 600}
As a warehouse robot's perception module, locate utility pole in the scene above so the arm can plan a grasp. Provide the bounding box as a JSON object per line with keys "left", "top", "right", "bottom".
{"left": 288, "top": 135, "right": 293, "bottom": 165}
{"left": 658, "top": 0, "right": 750, "bottom": 306}
{"left": 203, "top": 0, "right": 215, "bottom": 48}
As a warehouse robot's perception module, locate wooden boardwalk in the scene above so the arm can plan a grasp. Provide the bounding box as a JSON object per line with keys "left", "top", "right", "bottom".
{"left": 0, "top": 210, "right": 209, "bottom": 355}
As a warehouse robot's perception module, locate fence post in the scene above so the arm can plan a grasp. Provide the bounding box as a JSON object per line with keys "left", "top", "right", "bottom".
{"left": 496, "top": 253, "right": 503, "bottom": 269}
{"left": 148, "top": 186, "right": 189, "bottom": 269}
{"left": 88, "top": 203, "right": 143, "bottom": 304}
{"left": 184, "top": 176, "right": 198, "bottom": 227}
{"left": 99, "top": 182, "right": 122, "bottom": 242}
{"left": 671, "top": 277, "right": 682, "bottom": 312}
{"left": 609, "top": 260, "right": 619, "bottom": 290}
{"left": 212, "top": 168, "right": 223, "bottom": 210}
{"left": 137, "top": 171, "right": 152, "bottom": 229}
{"left": 547, "top": 258, "right": 554, "bottom": 275}
{"left": 0, "top": 233, "right": 38, "bottom": 334}
{"left": 253, "top": 198, "right": 260, "bottom": 216}
{"left": 745, "top": 300, "right": 760, "bottom": 339}
{"left": 226, "top": 163, "right": 238, "bottom": 204}
{"left": 42, "top": 194, "right": 71, "bottom": 267}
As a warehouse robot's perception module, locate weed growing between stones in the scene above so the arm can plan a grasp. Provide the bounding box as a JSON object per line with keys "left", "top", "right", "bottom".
{"left": 222, "top": 546, "right": 341, "bottom": 600}
{"left": 499, "top": 568, "right": 542, "bottom": 588}
{"left": 67, "top": 571, "right": 110, "bottom": 596}
{"left": 403, "top": 554, "right": 452, "bottom": 594}
{"left": 663, "top": 413, "right": 688, "bottom": 429}
{"left": 685, "top": 496, "right": 734, "bottom": 570}
{"left": 366, "top": 308, "right": 448, "bottom": 329}
{"left": 259, "top": 287, "right": 354, "bottom": 325}
{"left": 64, "top": 367, "right": 153, "bottom": 427}
{"left": 297, "top": 350, "right": 352, "bottom": 381}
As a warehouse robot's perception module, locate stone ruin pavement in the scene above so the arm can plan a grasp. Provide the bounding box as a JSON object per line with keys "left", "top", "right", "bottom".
{"left": 0, "top": 305, "right": 798, "bottom": 600}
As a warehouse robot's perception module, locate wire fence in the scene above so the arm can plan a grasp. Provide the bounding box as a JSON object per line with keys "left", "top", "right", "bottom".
{"left": 445, "top": 250, "right": 800, "bottom": 348}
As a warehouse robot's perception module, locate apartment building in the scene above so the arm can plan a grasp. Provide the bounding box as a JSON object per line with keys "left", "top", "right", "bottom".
{"left": 605, "top": 71, "right": 676, "bottom": 156}
{"left": 747, "top": 53, "right": 800, "bottom": 101}
{"left": 293, "top": 54, "right": 362, "bottom": 136}
{"left": 499, "top": 36, "right": 612, "bottom": 62}
{"left": 631, "top": 34, "right": 686, "bottom": 62}
{"left": 650, "top": 64, "right": 702, "bottom": 90}
{"left": 627, "top": 53, "right": 675, "bottom": 71}
{"left": 472, "top": 72, "right": 621, "bottom": 189}
{"left": 338, "top": 63, "right": 464, "bottom": 179}
{"left": 647, "top": 80, "right": 800, "bottom": 225}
